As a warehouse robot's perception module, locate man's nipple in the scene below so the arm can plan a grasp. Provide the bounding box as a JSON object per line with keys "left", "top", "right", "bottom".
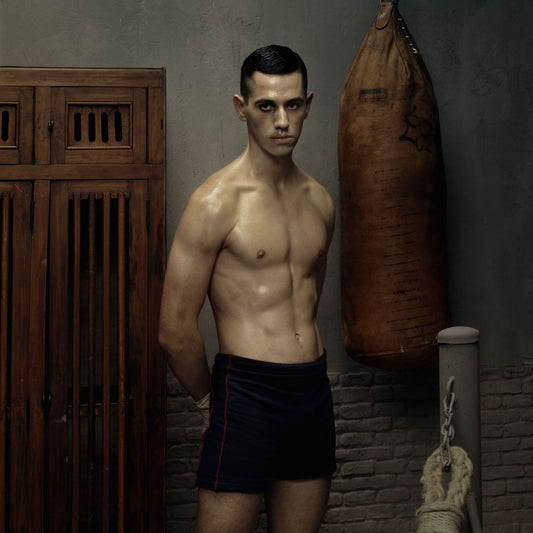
{"left": 256, "top": 249, "right": 266, "bottom": 259}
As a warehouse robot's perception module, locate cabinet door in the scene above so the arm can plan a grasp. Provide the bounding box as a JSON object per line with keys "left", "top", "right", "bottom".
{"left": 0, "top": 181, "right": 44, "bottom": 533}
{"left": 0, "top": 68, "right": 165, "bottom": 533}
{"left": 47, "top": 179, "right": 157, "bottom": 533}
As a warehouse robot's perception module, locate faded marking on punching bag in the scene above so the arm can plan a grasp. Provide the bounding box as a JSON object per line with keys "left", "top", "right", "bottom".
{"left": 399, "top": 106, "right": 433, "bottom": 153}
{"left": 359, "top": 88, "right": 388, "bottom": 103}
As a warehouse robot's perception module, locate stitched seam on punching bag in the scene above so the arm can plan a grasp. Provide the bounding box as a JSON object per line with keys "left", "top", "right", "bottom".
{"left": 393, "top": 9, "right": 418, "bottom": 78}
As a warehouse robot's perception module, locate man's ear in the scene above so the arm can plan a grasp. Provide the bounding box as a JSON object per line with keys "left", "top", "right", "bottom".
{"left": 304, "top": 91, "right": 314, "bottom": 119}
{"left": 233, "top": 94, "right": 247, "bottom": 121}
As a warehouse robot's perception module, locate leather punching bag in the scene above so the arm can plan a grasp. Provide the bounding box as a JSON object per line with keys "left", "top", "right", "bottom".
{"left": 338, "top": 0, "right": 449, "bottom": 368}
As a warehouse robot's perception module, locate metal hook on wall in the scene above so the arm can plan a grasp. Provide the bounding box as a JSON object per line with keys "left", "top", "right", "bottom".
{"left": 446, "top": 376, "right": 455, "bottom": 396}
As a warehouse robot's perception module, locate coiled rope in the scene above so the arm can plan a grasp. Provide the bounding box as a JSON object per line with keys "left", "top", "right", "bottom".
{"left": 416, "top": 446, "right": 473, "bottom": 533}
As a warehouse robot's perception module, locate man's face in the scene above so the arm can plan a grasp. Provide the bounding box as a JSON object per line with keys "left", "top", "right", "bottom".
{"left": 233, "top": 71, "right": 313, "bottom": 159}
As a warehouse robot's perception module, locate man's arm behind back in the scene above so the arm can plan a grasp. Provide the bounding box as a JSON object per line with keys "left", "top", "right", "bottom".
{"left": 158, "top": 179, "right": 236, "bottom": 400}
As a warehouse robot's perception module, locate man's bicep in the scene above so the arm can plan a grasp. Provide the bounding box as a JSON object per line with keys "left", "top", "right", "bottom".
{"left": 162, "top": 230, "right": 218, "bottom": 320}
{"left": 161, "top": 194, "right": 228, "bottom": 318}
{"left": 160, "top": 182, "right": 233, "bottom": 326}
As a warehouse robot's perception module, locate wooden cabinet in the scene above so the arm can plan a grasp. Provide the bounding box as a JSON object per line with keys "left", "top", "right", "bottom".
{"left": 0, "top": 69, "right": 165, "bottom": 533}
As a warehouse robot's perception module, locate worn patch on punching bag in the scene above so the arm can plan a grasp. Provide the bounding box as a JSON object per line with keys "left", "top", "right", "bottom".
{"left": 359, "top": 88, "right": 388, "bottom": 103}
{"left": 399, "top": 106, "right": 433, "bottom": 152}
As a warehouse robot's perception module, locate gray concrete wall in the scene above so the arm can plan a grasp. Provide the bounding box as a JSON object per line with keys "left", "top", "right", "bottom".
{"left": 1, "top": 0, "right": 531, "bottom": 369}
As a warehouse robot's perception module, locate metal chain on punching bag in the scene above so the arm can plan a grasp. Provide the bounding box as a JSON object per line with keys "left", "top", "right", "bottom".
{"left": 415, "top": 380, "right": 474, "bottom": 533}
{"left": 338, "top": 0, "right": 449, "bottom": 368}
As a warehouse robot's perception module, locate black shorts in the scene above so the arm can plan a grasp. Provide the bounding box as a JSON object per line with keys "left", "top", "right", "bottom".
{"left": 196, "top": 352, "right": 336, "bottom": 493}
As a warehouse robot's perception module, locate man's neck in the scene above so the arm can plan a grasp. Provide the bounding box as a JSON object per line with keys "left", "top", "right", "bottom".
{"left": 242, "top": 143, "right": 297, "bottom": 188}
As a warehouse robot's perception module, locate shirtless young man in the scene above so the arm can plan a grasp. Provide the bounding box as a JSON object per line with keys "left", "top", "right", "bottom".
{"left": 159, "top": 45, "right": 336, "bottom": 532}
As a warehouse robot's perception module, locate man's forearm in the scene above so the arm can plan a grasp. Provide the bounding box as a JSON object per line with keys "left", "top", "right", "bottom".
{"left": 160, "top": 332, "right": 211, "bottom": 401}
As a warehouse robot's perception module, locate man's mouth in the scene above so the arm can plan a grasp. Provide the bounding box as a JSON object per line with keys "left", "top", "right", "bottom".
{"left": 271, "top": 136, "right": 293, "bottom": 144}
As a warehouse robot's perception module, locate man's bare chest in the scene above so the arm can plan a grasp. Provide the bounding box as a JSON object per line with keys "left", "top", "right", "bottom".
{"left": 223, "top": 197, "right": 327, "bottom": 269}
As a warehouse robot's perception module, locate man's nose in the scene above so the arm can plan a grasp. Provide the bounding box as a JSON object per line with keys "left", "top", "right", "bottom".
{"left": 274, "top": 107, "right": 289, "bottom": 129}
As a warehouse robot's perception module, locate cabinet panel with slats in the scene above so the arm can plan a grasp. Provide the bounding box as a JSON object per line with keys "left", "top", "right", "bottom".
{"left": 0, "top": 68, "right": 165, "bottom": 533}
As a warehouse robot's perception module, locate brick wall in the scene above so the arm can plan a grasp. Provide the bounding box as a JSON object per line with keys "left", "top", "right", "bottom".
{"left": 166, "top": 363, "right": 533, "bottom": 532}
{"left": 480, "top": 366, "right": 533, "bottom": 533}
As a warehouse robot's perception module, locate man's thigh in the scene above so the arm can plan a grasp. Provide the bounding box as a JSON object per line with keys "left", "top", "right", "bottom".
{"left": 265, "top": 476, "right": 332, "bottom": 533}
{"left": 195, "top": 488, "right": 264, "bottom": 533}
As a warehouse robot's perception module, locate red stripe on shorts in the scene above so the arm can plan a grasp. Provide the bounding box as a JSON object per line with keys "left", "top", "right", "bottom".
{"left": 196, "top": 369, "right": 215, "bottom": 481}
{"left": 214, "top": 355, "right": 232, "bottom": 490}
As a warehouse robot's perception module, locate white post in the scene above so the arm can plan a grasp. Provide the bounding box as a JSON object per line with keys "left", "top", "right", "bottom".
{"left": 438, "top": 326, "right": 483, "bottom": 533}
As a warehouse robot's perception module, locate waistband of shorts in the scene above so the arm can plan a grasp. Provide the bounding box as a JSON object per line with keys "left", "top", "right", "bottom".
{"left": 214, "top": 350, "right": 327, "bottom": 376}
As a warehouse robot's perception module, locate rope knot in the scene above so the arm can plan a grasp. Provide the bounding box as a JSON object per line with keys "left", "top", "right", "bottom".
{"left": 417, "top": 502, "right": 463, "bottom": 533}
{"left": 416, "top": 446, "right": 473, "bottom": 533}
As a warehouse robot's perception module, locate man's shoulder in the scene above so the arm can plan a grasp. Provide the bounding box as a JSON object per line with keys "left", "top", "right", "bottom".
{"left": 176, "top": 163, "right": 245, "bottom": 248}
{"left": 298, "top": 169, "right": 335, "bottom": 214}
{"left": 189, "top": 161, "right": 244, "bottom": 211}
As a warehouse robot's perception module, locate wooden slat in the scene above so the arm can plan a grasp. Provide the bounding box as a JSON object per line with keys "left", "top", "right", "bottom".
{"left": 63, "top": 87, "right": 134, "bottom": 101}
{"left": 148, "top": 87, "right": 164, "bottom": 164}
{"left": 0, "top": 68, "right": 164, "bottom": 88}
{"left": 8, "top": 182, "right": 33, "bottom": 533}
{"left": 18, "top": 87, "right": 35, "bottom": 164}
{"left": 0, "top": 164, "right": 163, "bottom": 182}
{"left": 87, "top": 194, "right": 96, "bottom": 531}
{"left": 71, "top": 194, "right": 81, "bottom": 533}
{"left": 127, "top": 181, "right": 148, "bottom": 532}
{"left": 117, "top": 194, "right": 127, "bottom": 533}
{"left": 133, "top": 87, "right": 147, "bottom": 164}
{"left": 47, "top": 181, "right": 71, "bottom": 532}
{"left": 50, "top": 87, "right": 66, "bottom": 164}
{"left": 35, "top": 87, "right": 52, "bottom": 165}
{"left": 0, "top": 193, "right": 10, "bottom": 530}
{"left": 102, "top": 193, "right": 111, "bottom": 533}
{"left": 27, "top": 180, "right": 51, "bottom": 532}
{"left": 64, "top": 149, "right": 133, "bottom": 165}
{"left": 147, "top": 178, "right": 166, "bottom": 531}
{"left": 60, "top": 181, "right": 132, "bottom": 197}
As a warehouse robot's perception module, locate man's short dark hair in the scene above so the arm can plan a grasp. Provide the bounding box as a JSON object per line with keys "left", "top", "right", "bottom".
{"left": 240, "top": 44, "right": 308, "bottom": 101}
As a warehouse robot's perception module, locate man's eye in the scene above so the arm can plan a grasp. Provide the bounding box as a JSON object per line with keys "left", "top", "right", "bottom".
{"left": 287, "top": 102, "right": 300, "bottom": 110}
{"left": 258, "top": 103, "right": 273, "bottom": 112}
